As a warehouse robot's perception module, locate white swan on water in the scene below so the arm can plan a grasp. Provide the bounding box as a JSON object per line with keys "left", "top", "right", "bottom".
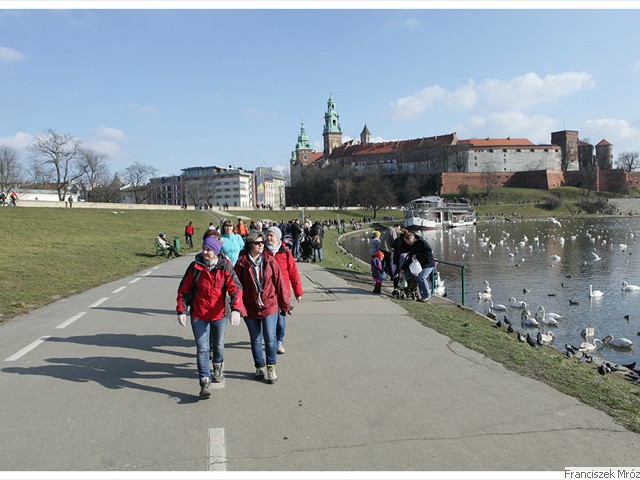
{"left": 602, "top": 335, "right": 633, "bottom": 348}
{"left": 509, "top": 296, "right": 527, "bottom": 308}
{"left": 520, "top": 309, "right": 539, "bottom": 327}
{"left": 484, "top": 298, "right": 506, "bottom": 311}
{"left": 589, "top": 285, "right": 604, "bottom": 298}
{"left": 622, "top": 281, "right": 640, "bottom": 291}
{"left": 478, "top": 280, "right": 492, "bottom": 299}
{"left": 579, "top": 338, "right": 604, "bottom": 352}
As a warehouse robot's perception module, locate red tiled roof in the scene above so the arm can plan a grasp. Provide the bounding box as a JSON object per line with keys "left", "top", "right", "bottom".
{"left": 329, "top": 133, "right": 457, "bottom": 159}
{"left": 596, "top": 139, "right": 612, "bottom": 146}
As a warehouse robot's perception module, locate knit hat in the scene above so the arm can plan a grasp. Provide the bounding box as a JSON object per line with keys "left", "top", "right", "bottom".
{"left": 373, "top": 231, "right": 381, "bottom": 237}
{"left": 245, "top": 229, "right": 264, "bottom": 245}
{"left": 375, "top": 250, "right": 384, "bottom": 259}
{"left": 266, "top": 226, "right": 282, "bottom": 242}
{"left": 203, "top": 236, "right": 222, "bottom": 255}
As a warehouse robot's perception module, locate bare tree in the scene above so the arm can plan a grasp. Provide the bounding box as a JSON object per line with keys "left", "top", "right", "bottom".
{"left": 617, "top": 151, "right": 640, "bottom": 173}
{"left": 77, "top": 147, "right": 110, "bottom": 193}
{"left": 480, "top": 162, "right": 500, "bottom": 196}
{"left": 121, "top": 162, "right": 157, "bottom": 204}
{"left": 449, "top": 145, "right": 468, "bottom": 172}
{"left": 353, "top": 175, "right": 397, "bottom": 219}
{"left": 28, "top": 129, "right": 85, "bottom": 201}
{"left": 0, "top": 145, "right": 23, "bottom": 192}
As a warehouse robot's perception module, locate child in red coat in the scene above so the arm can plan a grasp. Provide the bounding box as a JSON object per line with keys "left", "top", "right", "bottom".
{"left": 371, "top": 250, "right": 385, "bottom": 294}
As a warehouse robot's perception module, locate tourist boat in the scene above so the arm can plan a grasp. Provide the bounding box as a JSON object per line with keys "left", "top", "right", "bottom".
{"left": 404, "top": 196, "right": 477, "bottom": 230}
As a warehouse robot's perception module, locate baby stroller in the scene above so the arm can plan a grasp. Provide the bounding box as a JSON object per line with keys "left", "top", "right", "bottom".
{"left": 392, "top": 253, "right": 420, "bottom": 300}
{"left": 298, "top": 233, "right": 313, "bottom": 263}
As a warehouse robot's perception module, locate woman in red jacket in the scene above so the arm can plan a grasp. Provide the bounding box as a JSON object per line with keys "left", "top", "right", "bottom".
{"left": 265, "top": 226, "right": 303, "bottom": 354}
{"left": 176, "top": 236, "right": 246, "bottom": 399}
{"left": 234, "top": 230, "right": 290, "bottom": 384}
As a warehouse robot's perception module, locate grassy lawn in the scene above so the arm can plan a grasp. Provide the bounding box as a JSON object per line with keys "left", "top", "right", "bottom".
{"left": 3, "top": 203, "right": 640, "bottom": 433}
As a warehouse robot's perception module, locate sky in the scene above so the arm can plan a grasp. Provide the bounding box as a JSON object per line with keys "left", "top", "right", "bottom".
{"left": 1, "top": 5, "right": 640, "bottom": 180}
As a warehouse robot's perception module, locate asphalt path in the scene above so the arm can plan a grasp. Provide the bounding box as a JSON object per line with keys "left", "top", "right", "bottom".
{"left": 2, "top": 254, "right": 640, "bottom": 472}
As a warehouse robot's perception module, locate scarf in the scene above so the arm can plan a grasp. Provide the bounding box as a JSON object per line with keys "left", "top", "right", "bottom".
{"left": 249, "top": 253, "right": 265, "bottom": 307}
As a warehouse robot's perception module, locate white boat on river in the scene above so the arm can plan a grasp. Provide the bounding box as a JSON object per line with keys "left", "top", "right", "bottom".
{"left": 404, "top": 196, "right": 477, "bottom": 230}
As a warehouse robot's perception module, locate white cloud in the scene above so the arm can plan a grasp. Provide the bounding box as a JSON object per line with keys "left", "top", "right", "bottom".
{"left": 0, "top": 46, "right": 24, "bottom": 62}
{"left": 128, "top": 103, "right": 158, "bottom": 114}
{"left": 94, "top": 126, "right": 128, "bottom": 142}
{"left": 0, "top": 131, "right": 33, "bottom": 150}
{"left": 389, "top": 72, "right": 593, "bottom": 120}
{"left": 457, "top": 111, "right": 556, "bottom": 144}
{"left": 583, "top": 118, "right": 640, "bottom": 153}
{"left": 389, "top": 81, "right": 478, "bottom": 120}
{"left": 480, "top": 71, "right": 594, "bottom": 110}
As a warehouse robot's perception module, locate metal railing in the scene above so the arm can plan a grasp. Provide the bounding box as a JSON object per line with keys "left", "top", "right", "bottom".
{"left": 432, "top": 259, "right": 469, "bottom": 306}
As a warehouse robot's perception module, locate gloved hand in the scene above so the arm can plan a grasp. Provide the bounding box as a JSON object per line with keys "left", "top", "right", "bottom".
{"left": 230, "top": 311, "right": 241, "bottom": 326}
{"left": 178, "top": 313, "right": 187, "bottom": 327}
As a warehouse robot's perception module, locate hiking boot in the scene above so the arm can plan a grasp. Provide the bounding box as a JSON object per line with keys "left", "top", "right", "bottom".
{"left": 255, "top": 366, "right": 266, "bottom": 380}
{"left": 277, "top": 344, "right": 285, "bottom": 354}
{"left": 265, "top": 364, "right": 277, "bottom": 384}
{"left": 212, "top": 362, "right": 224, "bottom": 383}
{"left": 199, "top": 377, "right": 212, "bottom": 399}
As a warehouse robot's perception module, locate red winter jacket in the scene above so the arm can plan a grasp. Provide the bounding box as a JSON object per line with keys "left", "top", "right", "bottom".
{"left": 176, "top": 254, "right": 246, "bottom": 321}
{"left": 234, "top": 250, "right": 290, "bottom": 319}
{"left": 265, "top": 244, "right": 303, "bottom": 300}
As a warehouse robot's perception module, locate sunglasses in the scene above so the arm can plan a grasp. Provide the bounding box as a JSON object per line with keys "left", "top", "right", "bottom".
{"left": 251, "top": 241, "right": 264, "bottom": 245}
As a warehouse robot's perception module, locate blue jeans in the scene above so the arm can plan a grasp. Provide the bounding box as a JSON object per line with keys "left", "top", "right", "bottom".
{"left": 191, "top": 317, "right": 227, "bottom": 379}
{"left": 416, "top": 267, "right": 434, "bottom": 299}
{"left": 312, "top": 247, "right": 323, "bottom": 262}
{"left": 276, "top": 313, "right": 286, "bottom": 346}
{"left": 292, "top": 238, "right": 301, "bottom": 258}
{"left": 244, "top": 314, "right": 278, "bottom": 366}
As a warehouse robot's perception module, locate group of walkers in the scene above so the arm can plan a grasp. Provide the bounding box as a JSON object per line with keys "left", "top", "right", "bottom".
{"left": 0, "top": 191, "right": 18, "bottom": 206}
{"left": 175, "top": 220, "right": 303, "bottom": 399}
{"left": 369, "top": 224, "right": 436, "bottom": 303}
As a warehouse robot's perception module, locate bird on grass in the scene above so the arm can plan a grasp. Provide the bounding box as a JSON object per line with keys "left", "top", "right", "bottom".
{"left": 517, "top": 331, "right": 527, "bottom": 343}
{"left": 526, "top": 333, "right": 539, "bottom": 349}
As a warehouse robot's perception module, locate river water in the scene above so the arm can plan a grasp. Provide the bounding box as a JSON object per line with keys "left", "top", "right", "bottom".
{"left": 340, "top": 216, "right": 640, "bottom": 364}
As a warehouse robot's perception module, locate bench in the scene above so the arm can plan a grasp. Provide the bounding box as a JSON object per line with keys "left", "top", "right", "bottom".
{"left": 154, "top": 239, "right": 168, "bottom": 257}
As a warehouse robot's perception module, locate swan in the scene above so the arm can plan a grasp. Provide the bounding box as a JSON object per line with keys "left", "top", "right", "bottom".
{"left": 509, "top": 296, "right": 527, "bottom": 308}
{"left": 581, "top": 327, "right": 595, "bottom": 339}
{"left": 534, "top": 306, "right": 546, "bottom": 324}
{"left": 579, "top": 338, "right": 604, "bottom": 352}
{"left": 622, "top": 281, "right": 640, "bottom": 291}
{"left": 537, "top": 330, "right": 555, "bottom": 345}
{"left": 520, "top": 309, "right": 539, "bottom": 328}
{"left": 549, "top": 217, "right": 562, "bottom": 227}
{"left": 602, "top": 335, "right": 633, "bottom": 348}
{"left": 484, "top": 298, "right": 506, "bottom": 311}
{"left": 545, "top": 312, "right": 563, "bottom": 320}
{"left": 591, "top": 252, "right": 602, "bottom": 261}
{"left": 542, "top": 316, "right": 558, "bottom": 326}
{"left": 589, "top": 285, "right": 604, "bottom": 298}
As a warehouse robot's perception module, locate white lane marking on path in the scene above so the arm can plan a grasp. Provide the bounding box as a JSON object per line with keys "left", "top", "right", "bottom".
{"left": 129, "top": 278, "right": 141, "bottom": 284}
{"left": 4, "top": 336, "right": 51, "bottom": 362}
{"left": 89, "top": 297, "right": 109, "bottom": 308}
{"left": 56, "top": 312, "right": 86, "bottom": 329}
{"left": 112, "top": 286, "right": 126, "bottom": 294}
{"left": 208, "top": 427, "right": 227, "bottom": 471}
{"left": 141, "top": 271, "right": 152, "bottom": 277}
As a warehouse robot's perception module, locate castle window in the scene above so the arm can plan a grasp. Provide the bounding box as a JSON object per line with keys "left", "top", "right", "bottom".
{"left": 303, "top": 154, "right": 307, "bottom": 160}
{"left": 489, "top": 149, "right": 494, "bottom": 153}
{"left": 503, "top": 149, "right": 507, "bottom": 153}
{"left": 516, "top": 149, "right": 521, "bottom": 153}
{"left": 530, "top": 149, "right": 534, "bottom": 152}
{"left": 544, "top": 149, "right": 549, "bottom": 152}
{"left": 504, "top": 159, "right": 507, "bottom": 163}
{"left": 474, "top": 162, "right": 477, "bottom": 167}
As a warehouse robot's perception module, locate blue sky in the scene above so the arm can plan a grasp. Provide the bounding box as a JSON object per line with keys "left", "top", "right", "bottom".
{"left": 1, "top": 7, "right": 640, "bottom": 179}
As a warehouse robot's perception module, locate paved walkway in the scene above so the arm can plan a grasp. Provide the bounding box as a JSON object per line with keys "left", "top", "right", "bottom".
{"left": 1, "top": 254, "right": 640, "bottom": 471}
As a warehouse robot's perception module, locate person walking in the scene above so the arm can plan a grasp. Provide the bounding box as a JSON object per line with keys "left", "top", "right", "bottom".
{"left": 234, "top": 230, "right": 290, "bottom": 384}
{"left": 402, "top": 231, "right": 436, "bottom": 303}
{"left": 176, "top": 236, "right": 246, "bottom": 399}
{"left": 184, "top": 221, "right": 194, "bottom": 249}
{"left": 236, "top": 218, "right": 249, "bottom": 238}
{"left": 309, "top": 220, "right": 324, "bottom": 263}
{"left": 369, "top": 230, "right": 381, "bottom": 258}
{"left": 264, "top": 226, "right": 303, "bottom": 354}
{"left": 289, "top": 219, "right": 303, "bottom": 260}
{"left": 371, "top": 250, "right": 385, "bottom": 294}
{"left": 380, "top": 224, "right": 401, "bottom": 276}
{"left": 220, "top": 219, "right": 244, "bottom": 266}
{"left": 67, "top": 195, "right": 74, "bottom": 208}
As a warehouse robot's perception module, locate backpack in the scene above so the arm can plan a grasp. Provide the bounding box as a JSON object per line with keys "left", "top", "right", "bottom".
{"left": 185, "top": 266, "right": 202, "bottom": 310}
{"left": 311, "top": 234, "right": 321, "bottom": 248}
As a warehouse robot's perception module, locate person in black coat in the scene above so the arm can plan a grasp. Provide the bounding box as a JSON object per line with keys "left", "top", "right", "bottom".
{"left": 401, "top": 231, "right": 435, "bottom": 302}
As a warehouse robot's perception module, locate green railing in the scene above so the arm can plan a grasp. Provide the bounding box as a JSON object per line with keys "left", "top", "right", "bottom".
{"left": 432, "top": 259, "right": 469, "bottom": 306}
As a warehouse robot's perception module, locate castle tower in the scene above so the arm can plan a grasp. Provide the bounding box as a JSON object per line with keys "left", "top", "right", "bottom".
{"left": 551, "top": 130, "right": 579, "bottom": 171}
{"left": 294, "top": 119, "right": 313, "bottom": 166}
{"left": 360, "top": 124, "right": 371, "bottom": 145}
{"left": 596, "top": 139, "right": 613, "bottom": 170}
{"left": 323, "top": 93, "right": 342, "bottom": 155}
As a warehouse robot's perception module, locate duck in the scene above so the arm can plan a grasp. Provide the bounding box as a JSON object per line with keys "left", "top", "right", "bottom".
{"left": 589, "top": 284, "right": 604, "bottom": 298}
{"left": 509, "top": 296, "right": 527, "bottom": 308}
{"left": 550, "top": 255, "right": 562, "bottom": 262}
{"left": 520, "top": 309, "right": 540, "bottom": 328}
{"left": 622, "top": 281, "right": 640, "bottom": 291}
{"left": 602, "top": 335, "right": 633, "bottom": 348}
